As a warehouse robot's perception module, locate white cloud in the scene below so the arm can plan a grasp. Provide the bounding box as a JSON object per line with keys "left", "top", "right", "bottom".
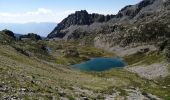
{"left": 25, "top": 8, "right": 53, "bottom": 15}
{"left": 0, "top": 8, "right": 116, "bottom": 23}
{"left": 0, "top": 8, "right": 70, "bottom": 23}
{"left": 0, "top": 12, "right": 21, "bottom": 17}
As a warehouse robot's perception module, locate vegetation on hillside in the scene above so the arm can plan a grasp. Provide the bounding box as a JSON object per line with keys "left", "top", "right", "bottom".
{"left": 0, "top": 0, "right": 170, "bottom": 99}
{"left": 0, "top": 32, "right": 170, "bottom": 99}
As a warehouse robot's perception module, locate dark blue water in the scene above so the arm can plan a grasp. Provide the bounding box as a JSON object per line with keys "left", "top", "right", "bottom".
{"left": 73, "top": 57, "right": 126, "bottom": 71}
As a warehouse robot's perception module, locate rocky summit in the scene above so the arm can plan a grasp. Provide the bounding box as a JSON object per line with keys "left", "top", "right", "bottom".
{"left": 47, "top": 10, "right": 114, "bottom": 38}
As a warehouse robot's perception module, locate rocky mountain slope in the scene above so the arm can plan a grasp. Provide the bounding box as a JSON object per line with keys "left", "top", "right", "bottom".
{"left": 47, "top": 10, "right": 114, "bottom": 38}
{"left": 47, "top": 0, "right": 170, "bottom": 50}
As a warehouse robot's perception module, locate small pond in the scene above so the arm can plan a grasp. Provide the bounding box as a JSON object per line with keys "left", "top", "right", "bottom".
{"left": 46, "top": 47, "right": 52, "bottom": 53}
{"left": 72, "top": 57, "right": 126, "bottom": 72}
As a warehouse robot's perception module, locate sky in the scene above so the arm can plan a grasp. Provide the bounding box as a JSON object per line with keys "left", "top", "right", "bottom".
{"left": 0, "top": 0, "right": 141, "bottom": 23}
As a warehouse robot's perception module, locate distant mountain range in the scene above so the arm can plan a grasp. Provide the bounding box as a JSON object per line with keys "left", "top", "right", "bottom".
{"left": 0, "top": 22, "right": 57, "bottom": 37}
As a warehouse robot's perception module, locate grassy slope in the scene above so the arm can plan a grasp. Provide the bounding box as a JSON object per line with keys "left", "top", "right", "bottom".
{"left": 0, "top": 40, "right": 170, "bottom": 99}
{"left": 47, "top": 41, "right": 114, "bottom": 65}
{"left": 0, "top": 44, "right": 115, "bottom": 99}
{"left": 124, "top": 51, "right": 165, "bottom": 66}
{"left": 123, "top": 51, "right": 170, "bottom": 99}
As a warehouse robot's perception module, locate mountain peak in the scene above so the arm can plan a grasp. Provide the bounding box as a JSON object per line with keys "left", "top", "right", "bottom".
{"left": 47, "top": 10, "right": 114, "bottom": 38}
{"left": 75, "top": 10, "right": 88, "bottom": 14}
{"left": 47, "top": 0, "right": 169, "bottom": 39}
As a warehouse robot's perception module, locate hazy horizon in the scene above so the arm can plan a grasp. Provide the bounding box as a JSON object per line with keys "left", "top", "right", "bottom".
{"left": 0, "top": 22, "right": 57, "bottom": 37}
{"left": 0, "top": 0, "right": 142, "bottom": 36}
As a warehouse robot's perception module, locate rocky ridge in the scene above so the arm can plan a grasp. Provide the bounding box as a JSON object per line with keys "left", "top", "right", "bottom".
{"left": 48, "top": 0, "right": 170, "bottom": 49}
{"left": 47, "top": 10, "right": 114, "bottom": 38}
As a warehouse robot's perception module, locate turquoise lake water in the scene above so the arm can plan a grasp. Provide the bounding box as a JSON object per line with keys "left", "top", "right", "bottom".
{"left": 72, "top": 57, "right": 126, "bottom": 71}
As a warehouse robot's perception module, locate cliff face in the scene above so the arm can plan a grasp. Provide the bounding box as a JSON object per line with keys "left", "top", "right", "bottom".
{"left": 48, "top": 0, "right": 170, "bottom": 49}
{"left": 47, "top": 10, "right": 114, "bottom": 38}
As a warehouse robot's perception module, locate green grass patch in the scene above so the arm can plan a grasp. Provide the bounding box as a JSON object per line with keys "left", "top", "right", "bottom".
{"left": 54, "top": 42, "right": 114, "bottom": 65}
{"left": 124, "top": 51, "right": 165, "bottom": 66}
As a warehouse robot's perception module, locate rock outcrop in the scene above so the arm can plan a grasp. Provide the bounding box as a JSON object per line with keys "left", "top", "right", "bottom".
{"left": 0, "top": 29, "right": 16, "bottom": 44}
{"left": 0, "top": 29, "right": 15, "bottom": 38}
{"left": 19, "top": 33, "right": 42, "bottom": 41}
{"left": 47, "top": 10, "right": 114, "bottom": 38}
